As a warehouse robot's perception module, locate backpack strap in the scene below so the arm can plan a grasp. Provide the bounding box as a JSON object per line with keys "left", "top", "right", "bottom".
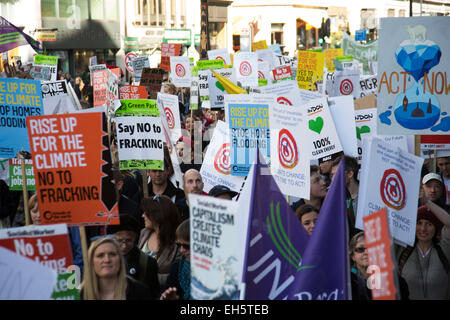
{"left": 397, "top": 246, "right": 414, "bottom": 273}
{"left": 434, "top": 244, "right": 450, "bottom": 274}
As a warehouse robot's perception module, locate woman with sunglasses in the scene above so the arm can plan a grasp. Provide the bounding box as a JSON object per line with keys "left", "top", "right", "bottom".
{"left": 138, "top": 195, "right": 181, "bottom": 288}
{"left": 161, "top": 219, "right": 191, "bottom": 300}
{"left": 349, "top": 232, "right": 371, "bottom": 300}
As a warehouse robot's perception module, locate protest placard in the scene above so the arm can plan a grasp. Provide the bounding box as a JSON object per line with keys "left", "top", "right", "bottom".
{"left": 26, "top": 112, "right": 118, "bottom": 226}
{"left": 140, "top": 68, "right": 165, "bottom": 99}
{"left": 225, "top": 94, "right": 274, "bottom": 176}
{"left": 208, "top": 68, "right": 236, "bottom": 109}
{"left": 41, "top": 80, "right": 78, "bottom": 115}
{"left": 157, "top": 93, "right": 182, "bottom": 144}
{"left": 132, "top": 56, "right": 150, "bottom": 83}
{"left": 305, "top": 97, "right": 343, "bottom": 160}
{"left": 269, "top": 103, "right": 310, "bottom": 199}
{"left": 93, "top": 69, "right": 107, "bottom": 108}
{"left": 420, "top": 135, "right": 450, "bottom": 150}
{"left": 34, "top": 54, "right": 58, "bottom": 82}
{"left": 9, "top": 158, "right": 35, "bottom": 191}
{"left": 328, "top": 96, "right": 358, "bottom": 158}
{"left": 296, "top": 51, "right": 324, "bottom": 91}
{"left": 116, "top": 99, "right": 160, "bottom": 116}
{"left": 363, "top": 208, "right": 399, "bottom": 300}
{"left": 257, "top": 61, "right": 270, "bottom": 86}
{"left": 0, "top": 224, "right": 79, "bottom": 299}
{"left": 200, "top": 120, "right": 245, "bottom": 194}
{"left": 359, "top": 74, "right": 378, "bottom": 98}
{"left": 233, "top": 52, "right": 258, "bottom": 88}
{"left": 272, "top": 65, "right": 293, "bottom": 83}
{"left": 89, "top": 56, "right": 97, "bottom": 66}
{"left": 190, "top": 68, "right": 199, "bottom": 110}
{"left": 0, "top": 158, "right": 9, "bottom": 185}
{"left": 189, "top": 194, "right": 240, "bottom": 300}
{"left": 160, "top": 43, "right": 182, "bottom": 71}
{"left": 260, "top": 80, "right": 302, "bottom": 107}
{"left": 207, "top": 48, "right": 232, "bottom": 65}
{"left": 170, "top": 56, "right": 191, "bottom": 88}
{"left": 30, "top": 65, "right": 52, "bottom": 82}
{"left": 356, "top": 137, "right": 424, "bottom": 246}
{"left": 328, "top": 66, "right": 361, "bottom": 99}
{"left": 0, "top": 246, "right": 57, "bottom": 300}
{"left": 256, "top": 49, "right": 276, "bottom": 71}
{"left": 324, "top": 48, "right": 344, "bottom": 72}
{"left": 342, "top": 32, "right": 377, "bottom": 75}
{"left": 377, "top": 17, "right": 450, "bottom": 135}
{"left": 0, "top": 78, "right": 43, "bottom": 158}
{"left": 197, "top": 59, "right": 225, "bottom": 103}
{"left": 105, "top": 69, "right": 119, "bottom": 112}
{"left": 119, "top": 85, "right": 148, "bottom": 100}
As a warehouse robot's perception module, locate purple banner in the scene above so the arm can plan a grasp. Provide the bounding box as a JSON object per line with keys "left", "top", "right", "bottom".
{"left": 0, "top": 16, "right": 43, "bottom": 54}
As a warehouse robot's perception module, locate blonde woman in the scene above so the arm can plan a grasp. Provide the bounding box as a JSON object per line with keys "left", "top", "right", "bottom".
{"left": 80, "top": 237, "right": 153, "bottom": 300}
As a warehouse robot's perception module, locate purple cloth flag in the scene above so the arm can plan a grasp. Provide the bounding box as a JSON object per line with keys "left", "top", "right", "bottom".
{"left": 242, "top": 151, "right": 311, "bottom": 300}
{"left": 0, "top": 17, "right": 44, "bottom": 54}
{"left": 287, "top": 159, "right": 350, "bottom": 300}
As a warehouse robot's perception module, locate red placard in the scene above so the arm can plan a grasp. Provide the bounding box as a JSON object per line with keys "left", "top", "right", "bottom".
{"left": 26, "top": 113, "right": 119, "bottom": 226}
{"left": 119, "top": 85, "right": 148, "bottom": 99}
{"left": 93, "top": 69, "right": 107, "bottom": 107}
{"left": 363, "top": 208, "right": 398, "bottom": 300}
{"left": 272, "top": 65, "right": 293, "bottom": 81}
{"left": 160, "top": 43, "right": 181, "bottom": 71}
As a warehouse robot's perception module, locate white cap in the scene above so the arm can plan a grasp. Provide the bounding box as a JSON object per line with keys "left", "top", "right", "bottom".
{"left": 422, "top": 173, "right": 443, "bottom": 185}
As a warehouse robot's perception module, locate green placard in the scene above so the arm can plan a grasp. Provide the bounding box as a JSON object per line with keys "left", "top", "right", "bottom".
{"left": 196, "top": 59, "right": 225, "bottom": 70}
{"left": 119, "top": 159, "right": 163, "bottom": 170}
{"left": 51, "top": 273, "right": 80, "bottom": 300}
{"left": 9, "top": 159, "right": 35, "bottom": 191}
{"left": 258, "top": 79, "right": 268, "bottom": 86}
{"left": 34, "top": 54, "right": 58, "bottom": 66}
{"left": 124, "top": 36, "right": 139, "bottom": 53}
{"left": 116, "top": 99, "right": 160, "bottom": 116}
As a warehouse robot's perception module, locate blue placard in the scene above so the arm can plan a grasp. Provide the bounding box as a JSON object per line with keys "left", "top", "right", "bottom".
{"left": 0, "top": 78, "right": 43, "bottom": 158}
{"left": 355, "top": 29, "right": 367, "bottom": 42}
{"left": 228, "top": 103, "right": 270, "bottom": 176}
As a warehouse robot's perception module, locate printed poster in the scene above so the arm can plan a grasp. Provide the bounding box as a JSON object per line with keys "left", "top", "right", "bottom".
{"left": 34, "top": 55, "right": 58, "bottom": 82}
{"left": 296, "top": 51, "right": 324, "bottom": 91}
{"left": 160, "top": 43, "right": 182, "bottom": 72}
{"left": 208, "top": 68, "right": 236, "bottom": 109}
{"left": 269, "top": 103, "right": 310, "bottom": 199}
{"left": 140, "top": 68, "right": 165, "bottom": 99}
{"left": 207, "top": 48, "right": 232, "bottom": 65}
{"left": 93, "top": 69, "right": 107, "bottom": 108}
{"left": 157, "top": 93, "right": 182, "bottom": 144}
{"left": 260, "top": 80, "right": 302, "bottom": 107}
{"left": 9, "top": 158, "right": 35, "bottom": 191}
{"left": 119, "top": 85, "right": 148, "bottom": 100}
{"left": 324, "top": 48, "right": 344, "bottom": 72}
{"left": 356, "top": 137, "right": 424, "bottom": 246}
{"left": 170, "top": 56, "right": 191, "bottom": 88}
{"left": 0, "top": 78, "right": 43, "bottom": 158}
{"left": 41, "top": 80, "right": 78, "bottom": 115}
{"left": 200, "top": 120, "right": 245, "bottom": 194}
{"left": 132, "top": 56, "right": 150, "bottom": 83}
{"left": 26, "top": 112, "right": 119, "bottom": 226}
{"left": 342, "top": 32, "right": 377, "bottom": 75}
{"left": 189, "top": 194, "right": 240, "bottom": 300}
{"left": 233, "top": 52, "right": 258, "bottom": 88}
{"left": 377, "top": 17, "right": 450, "bottom": 135}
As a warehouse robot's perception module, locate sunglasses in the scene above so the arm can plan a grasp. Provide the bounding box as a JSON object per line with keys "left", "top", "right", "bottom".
{"left": 354, "top": 246, "right": 366, "bottom": 253}
{"left": 176, "top": 242, "right": 190, "bottom": 250}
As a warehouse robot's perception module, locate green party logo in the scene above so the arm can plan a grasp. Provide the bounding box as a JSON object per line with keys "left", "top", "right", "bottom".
{"left": 266, "top": 201, "right": 315, "bottom": 272}
{"left": 356, "top": 125, "right": 371, "bottom": 140}
{"left": 309, "top": 117, "right": 324, "bottom": 134}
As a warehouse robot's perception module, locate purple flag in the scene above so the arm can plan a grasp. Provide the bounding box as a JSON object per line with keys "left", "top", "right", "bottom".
{"left": 287, "top": 159, "right": 350, "bottom": 300}
{"left": 0, "top": 17, "right": 44, "bottom": 54}
{"left": 242, "top": 151, "right": 311, "bottom": 300}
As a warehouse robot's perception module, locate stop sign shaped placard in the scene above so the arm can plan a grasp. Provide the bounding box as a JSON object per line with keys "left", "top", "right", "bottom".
{"left": 125, "top": 52, "right": 137, "bottom": 73}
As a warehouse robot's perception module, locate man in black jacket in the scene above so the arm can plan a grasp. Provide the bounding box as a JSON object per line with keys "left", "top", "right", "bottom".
{"left": 107, "top": 214, "right": 160, "bottom": 299}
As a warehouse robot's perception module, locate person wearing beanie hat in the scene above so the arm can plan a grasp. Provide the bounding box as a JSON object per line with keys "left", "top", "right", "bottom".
{"left": 108, "top": 214, "right": 160, "bottom": 299}
{"left": 208, "top": 185, "right": 238, "bottom": 200}
{"left": 397, "top": 202, "right": 450, "bottom": 300}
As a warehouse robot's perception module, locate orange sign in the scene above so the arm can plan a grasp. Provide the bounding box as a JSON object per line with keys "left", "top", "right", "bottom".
{"left": 27, "top": 113, "right": 118, "bottom": 226}
{"left": 363, "top": 208, "right": 398, "bottom": 300}
{"left": 119, "top": 85, "right": 148, "bottom": 99}
{"left": 160, "top": 43, "right": 181, "bottom": 71}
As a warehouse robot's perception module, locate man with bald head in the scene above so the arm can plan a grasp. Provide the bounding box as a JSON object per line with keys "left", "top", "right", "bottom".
{"left": 176, "top": 169, "right": 205, "bottom": 221}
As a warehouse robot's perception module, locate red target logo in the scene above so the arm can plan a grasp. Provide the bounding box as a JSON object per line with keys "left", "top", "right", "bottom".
{"left": 165, "top": 107, "right": 175, "bottom": 129}
{"left": 277, "top": 97, "right": 293, "bottom": 106}
{"left": 339, "top": 79, "right": 353, "bottom": 95}
{"left": 380, "top": 169, "right": 406, "bottom": 210}
{"left": 239, "top": 61, "right": 252, "bottom": 76}
{"left": 175, "top": 63, "right": 186, "bottom": 77}
{"left": 278, "top": 129, "right": 298, "bottom": 169}
{"left": 258, "top": 71, "right": 265, "bottom": 79}
{"left": 214, "top": 143, "right": 231, "bottom": 175}
{"left": 215, "top": 56, "right": 225, "bottom": 62}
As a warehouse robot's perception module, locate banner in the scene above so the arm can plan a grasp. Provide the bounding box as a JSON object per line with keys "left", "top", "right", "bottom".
{"left": 0, "top": 16, "right": 44, "bottom": 54}
{"left": 0, "top": 78, "right": 43, "bottom": 158}
{"left": 115, "top": 116, "right": 164, "bottom": 170}
{"left": 356, "top": 137, "right": 424, "bottom": 246}
{"left": 363, "top": 208, "right": 399, "bottom": 300}
{"left": 189, "top": 194, "right": 240, "bottom": 300}
{"left": 269, "top": 103, "right": 310, "bottom": 199}
{"left": 132, "top": 56, "right": 150, "bottom": 83}
{"left": 160, "top": 43, "right": 182, "bottom": 71}
{"left": 157, "top": 93, "right": 182, "bottom": 144}
{"left": 41, "top": 80, "right": 78, "bottom": 115}
{"left": 34, "top": 55, "right": 58, "bottom": 82}
{"left": 93, "top": 69, "right": 107, "bottom": 108}
{"left": 242, "top": 152, "right": 310, "bottom": 299}
{"left": 287, "top": 160, "right": 350, "bottom": 300}
{"left": 26, "top": 112, "right": 118, "bottom": 226}
{"left": 9, "top": 158, "right": 35, "bottom": 191}
{"left": 207, "top": 48, "right": 232, "bottom": 65}
{"left": 119, "top": 85, "right": 148, "bottom": 100}
{"left": 225, "top": 94, "right": 274, "bottom": 176}
{"left": 170, "top": 56, "right": 191, "bottom": 88}
{"left": 305, "top": 97, "right": 343, "bottom": 160}
{"left": 208, "top": 68, "right": 236, "bottom": 109}
{"left": 377, "top": 17, "right": 450, "bottom": 135}
{"left": 0, "top": 224, "right": 79, "bottom": 300}
{"left": 200, "top": 120, "right": 245, "bottom": 194}
{"left": 234, "top": 52, "right": 258, "bottom": 88}
{"left": 342, "top": 32, "right": 377, "bottom": 75}
{"left": 296, "top": 51, "right": 324, "bottom": 91}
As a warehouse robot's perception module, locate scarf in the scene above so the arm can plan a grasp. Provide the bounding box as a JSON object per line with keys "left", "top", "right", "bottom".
{"left": 178, "top": 256, "right": 191, "bottom": 300}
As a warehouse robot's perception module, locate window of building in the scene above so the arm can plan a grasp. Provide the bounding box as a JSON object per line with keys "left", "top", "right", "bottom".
{"left": 91, "top": 0, "right": 104, "bottom": 19}
{"left": 387, "top": 9, "right": 395, "bottom": 17}
{"left": 271, "top": 23, "right": 284, "bottom": 45}
{"left": 41, "top": 0, "right": 115, "bottom": 20}
{"left": 42, "top": 0, "right": 57, "bottom": 17}
{"left": 399, "top": 9, "right": 406, "bottom": 17}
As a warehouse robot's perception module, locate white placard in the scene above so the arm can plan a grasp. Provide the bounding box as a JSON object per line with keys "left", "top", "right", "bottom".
{"left": 328, "top": 96, "right": 358, "bottom": 158}
{"left": 170, "top": 56, "right": 191, "bottom": 88}
{"left": 207, "top": 48, "right": 231, "bottom": 65}
{"left": 233, "top": 52, "right": 258, "bottom": 88}
{"left": 132, "top": 56, "right": 150, "bottom": 83}
{"left": 208, "top": 68, "right": 236, "bottom": 109}
{"left": 41, "top": 80, "right": 78, "bottom": 115}
{"left": 157, "top": 93, "right": 182, "bottom": 144}
{"left": 260, "top": 80, "right": 302, "bottom": 107}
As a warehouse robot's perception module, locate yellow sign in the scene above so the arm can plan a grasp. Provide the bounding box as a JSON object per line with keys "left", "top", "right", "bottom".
{"left": 296, "top": 51, "right": 324, "bottom": 91}
{"left": 324, "top": 48, "right": 344, "bottom": 72}
{"left": 252, "top": 40, "right": 268, "bottom": 51}
{"left": 37, "top": 32, "right": 56, "bottom": 42}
